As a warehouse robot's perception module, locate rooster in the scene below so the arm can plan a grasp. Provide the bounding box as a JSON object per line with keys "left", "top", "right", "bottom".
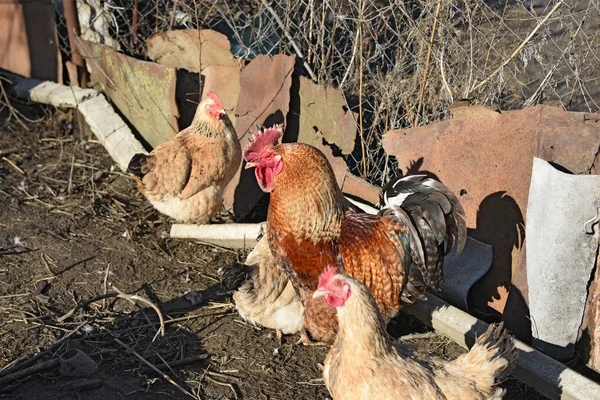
{"left": 219, "top": 200, "right": 369, "bottom": 341}
{"left": 243, "top": 125, "right": 466, "bottom": 343}
{"left": 378, "top": 174, "right": 467, "bottom": 299}
{"left": 127, "top": 92, "right": 241, "bottom": 223}
{"left": 315, "top": 267, "right": 516, "bottom": 400}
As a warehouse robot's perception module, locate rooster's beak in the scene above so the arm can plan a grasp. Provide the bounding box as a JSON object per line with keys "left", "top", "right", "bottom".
{"left": 313, "top": 289, "right": 328, "bottom": 299}
{"left": 245, "top": 162, "right": 256, "bottom": 169}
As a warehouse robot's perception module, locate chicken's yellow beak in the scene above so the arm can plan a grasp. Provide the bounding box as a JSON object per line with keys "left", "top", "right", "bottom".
{"left": 245, "top": 162, "right": 256, "bottom": 169}
{"left": 312, "top": 289, "right": 328, "bottom": 299}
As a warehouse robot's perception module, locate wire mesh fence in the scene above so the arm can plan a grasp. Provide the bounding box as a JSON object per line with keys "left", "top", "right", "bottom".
{"left": 52, "top": 0, "right": 600, "bottom": 185}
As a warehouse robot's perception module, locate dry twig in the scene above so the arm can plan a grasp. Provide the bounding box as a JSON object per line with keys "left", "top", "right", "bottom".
{"left": 259, "top": 0, "right": 317, "bottom": 82}
{"left": 205, "top": 375, "right": 239, "bottom": 399}
{"left": 0, "top": 319, "right": 90, "bottom": 379}
{"left": 0, "top": 349, "right": 115, "bottom": 387}
{"left": 40, "top": 253, "right": 56, "bottom": 277}
{"left": 413, "top": 1, "right": 442, "bottom": 127}
{"left": 56, "top": 290, "right": 165, "bottom": 338}
{"left": 142, "top": 354, "right": 210, "bottom": 372}
{"left": 468, "top": 1, "right": 563, "bottom": 94}
{"left": 398, "top": 331, "right": 441, "bottom": 341}
{"left": 114, "top": 338, "right": 198, "bottom": 399}
{"left": 357, "top": 0, "right": 367, "bottom": 176}
{"left": 1, "top": 157, "right": 25, "bottom": 175}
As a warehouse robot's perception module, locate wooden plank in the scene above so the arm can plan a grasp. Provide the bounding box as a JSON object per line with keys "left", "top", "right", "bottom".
{"left": 341, "top": 171, "right": 380, "bottom": 206}
{"left": 10, "top": 76, "right": 96, "bottom": 108}
{"left": 170, "top": 223, "right": 266, "bottom": 249}
{"left": 78, "top": 94, "right": 147, "bottom": 171}
{"left": 147, "top": 29, "right": 237, "bottom": 73}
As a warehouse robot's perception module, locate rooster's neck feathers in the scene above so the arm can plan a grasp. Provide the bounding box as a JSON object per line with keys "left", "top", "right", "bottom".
{"left": 268, "top": 143, "right": 345, "bottom": 242}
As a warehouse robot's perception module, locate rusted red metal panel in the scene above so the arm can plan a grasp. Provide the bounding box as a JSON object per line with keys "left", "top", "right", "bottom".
{"left": 146, "top": 29, "right": 237, "bottom": 73}
{"left": 580, "top": 248, "right": 600, "bottom": 373}
{"left": 342, "top": 172, "right": 380, "bottom": 206}
{"left": 0, "top": 2, "right": 29, "bottom": 77}
{"left": 77, "top": 39, "right": 179, "bottom": 148}
{"left": 0, "top": 1, "right": 62, "bottom": 83}
{"left": 295, "top": 76, "right": 356, "bottom": 155}
{"left": 382, "top": 104, "right": 600, "bottom": 323}
{"left": 222, "top": 54, "right": 295, "bottom": 218}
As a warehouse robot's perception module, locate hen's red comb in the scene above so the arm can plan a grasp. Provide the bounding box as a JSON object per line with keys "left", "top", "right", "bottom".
{"left": 243, "top": 125, "right": 283, "bottom": 162}
{"left": 206, "top": 91, "right": 223, "bottom": 108}
{"left": 318, "top": 266, "right": 339, "bottom": 289}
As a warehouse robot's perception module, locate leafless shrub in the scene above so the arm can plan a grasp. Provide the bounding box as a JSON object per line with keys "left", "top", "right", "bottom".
{"left": 54, "top": 0, "right": 600, "bottom": 184}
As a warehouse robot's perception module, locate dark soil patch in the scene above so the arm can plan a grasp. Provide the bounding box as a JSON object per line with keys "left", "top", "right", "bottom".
{"left": 0, "top": 109, "right": 544, "bottom": 399}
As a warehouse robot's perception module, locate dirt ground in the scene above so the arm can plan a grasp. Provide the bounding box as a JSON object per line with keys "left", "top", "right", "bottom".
{"left": 0, "top": 109, "right": 545, "bottom": 399}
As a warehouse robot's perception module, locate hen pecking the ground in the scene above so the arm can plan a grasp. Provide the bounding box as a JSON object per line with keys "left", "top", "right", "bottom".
{"left": 315, "top": 267, "right": 516, "bottom": 400}
{"left": 242, "top": 125, "right": 466, "bottom": 343}
{"left": 127, "top": 92, "right": 241, "bottom": 223}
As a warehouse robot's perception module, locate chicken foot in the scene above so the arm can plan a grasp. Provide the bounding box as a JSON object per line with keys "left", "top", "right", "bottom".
{"left": 296, "top": 330, "right": 329, "bottom": 347}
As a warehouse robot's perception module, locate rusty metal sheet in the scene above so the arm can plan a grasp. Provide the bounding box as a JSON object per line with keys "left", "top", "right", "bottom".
{"left": 146, "top": 29, "right": 237, "bottom": 73}
{"left": 176, "top": 65, "right": 242, "bottom": 141}
{"left": 382, "top": 104, "right": 600, "bottom": 322}
{"left": 0, "top": 2, "right": 29, "bottom": 77}
{"left": 295, "top": 76, "right": 356, "bottom": 155}
{"left": 581, "top": 247, "right": 600, "bottom": 373}
{"left": 77, "top": 40, "right": 179, "bottom": 148}
{"left": 502, "top": 240, "right": 532, "bottom": 342}
{"left": 0, "top": 1, "right": 62, "bottom": 83}
{"left": 222, "top": 54, "right": 295, "bottom": 217}
{"left": 341, "top": 172, "right": 380, "bottom": 206}
{"left": 202, "top": 65, "right": 241, "bottom": 126}
{"left": 202, "top": 64, "right": 242, "bottom": 205}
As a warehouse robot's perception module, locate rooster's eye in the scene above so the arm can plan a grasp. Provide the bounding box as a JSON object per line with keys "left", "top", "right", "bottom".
{"left": 334, "top": 281, "right": 340, "bottom": 287}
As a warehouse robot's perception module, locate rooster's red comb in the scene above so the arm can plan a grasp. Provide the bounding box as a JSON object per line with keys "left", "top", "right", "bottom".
{"left": 206, "top": 91, "right": 223, "bottom": 108}
{"left": 243, "top": 125, "right": 283, "bottom": 162}
{"left": 318, "top": 266, "right": 340, "bottom": 289}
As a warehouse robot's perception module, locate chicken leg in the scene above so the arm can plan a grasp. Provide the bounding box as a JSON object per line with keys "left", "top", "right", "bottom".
{"left": 296, "top": 329, "right": 330, "bottom": 347}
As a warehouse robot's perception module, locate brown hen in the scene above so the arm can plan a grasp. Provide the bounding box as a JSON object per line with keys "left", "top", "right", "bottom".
{"left": 243, "top": 125, "right": 466, "bottom": 342}
{"left": 127, "top": 92, "right": 241, "bottom": 223}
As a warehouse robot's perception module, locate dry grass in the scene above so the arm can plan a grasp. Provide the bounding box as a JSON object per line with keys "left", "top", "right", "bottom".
{"left": 0, "top": 110, "right": 249, "bottom": 398}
